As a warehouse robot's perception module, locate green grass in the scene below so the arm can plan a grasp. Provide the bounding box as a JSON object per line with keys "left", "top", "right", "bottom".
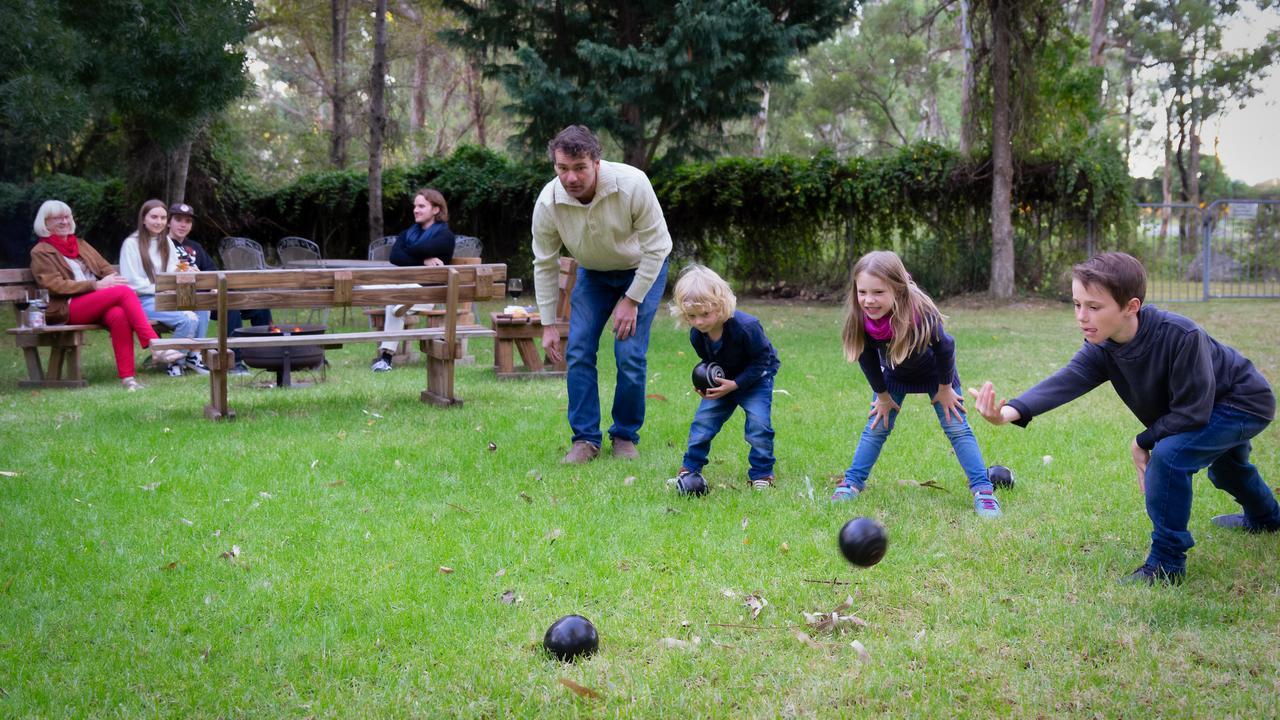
{"left": 1, "top": 298, "right": 1278, "bottom": 718}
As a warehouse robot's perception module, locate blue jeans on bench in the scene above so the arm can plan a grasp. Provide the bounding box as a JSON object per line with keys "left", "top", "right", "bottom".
{"left": 139, "top": 295, "right": 198, "bottom": 339}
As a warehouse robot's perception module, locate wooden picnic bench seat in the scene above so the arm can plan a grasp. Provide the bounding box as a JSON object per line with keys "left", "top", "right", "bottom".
{"left": 150, "top": 263, "right": 506, "bottom": 420}
{"left": 2, "top": 267, "right": 170, "bottom": 388}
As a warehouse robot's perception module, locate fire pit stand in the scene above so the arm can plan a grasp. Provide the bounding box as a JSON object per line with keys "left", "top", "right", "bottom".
{"left": 232, "top": 324, "right": 328, "bottom": 388}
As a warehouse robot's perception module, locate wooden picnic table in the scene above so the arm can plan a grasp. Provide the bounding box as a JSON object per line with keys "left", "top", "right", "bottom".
{"left": 281, "top": 258, "right": 393, "bottom": 269}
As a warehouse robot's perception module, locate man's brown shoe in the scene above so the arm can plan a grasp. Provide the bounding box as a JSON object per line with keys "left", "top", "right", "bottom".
{"left": 562, "top": 441, "right": 600, "bottom": 464}
{"left": 611, "top": 438, "right": 639, "bottom": 459}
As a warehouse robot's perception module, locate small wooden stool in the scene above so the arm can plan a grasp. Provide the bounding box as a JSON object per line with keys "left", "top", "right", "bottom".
{"left": 490, "top": 312, "right": 568, "bottom": 378}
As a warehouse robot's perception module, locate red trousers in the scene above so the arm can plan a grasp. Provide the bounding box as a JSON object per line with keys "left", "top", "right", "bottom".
{"left": 66, "top": 286, "right": 158, "bottom": 378}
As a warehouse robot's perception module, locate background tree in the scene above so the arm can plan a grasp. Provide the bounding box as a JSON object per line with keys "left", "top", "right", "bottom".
{"left": 442, "top": 0, "right": 859, "bottom": 169}
{"left": 370, "top": 0, "right": 389, "bottom": 243}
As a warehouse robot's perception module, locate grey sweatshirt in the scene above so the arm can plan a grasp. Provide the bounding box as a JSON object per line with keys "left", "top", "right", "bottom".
{"left": 1006, "top": 304, "right": 1274, "bottom": 450}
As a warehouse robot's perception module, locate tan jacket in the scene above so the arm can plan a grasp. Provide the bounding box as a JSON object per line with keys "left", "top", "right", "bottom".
{"left": 29, "top": 240, "right": 115, "bottom": 324}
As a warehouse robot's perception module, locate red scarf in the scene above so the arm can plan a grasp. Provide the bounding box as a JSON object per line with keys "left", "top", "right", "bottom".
{"left": 42, "top": 234, "right": 80, "bottom": 259}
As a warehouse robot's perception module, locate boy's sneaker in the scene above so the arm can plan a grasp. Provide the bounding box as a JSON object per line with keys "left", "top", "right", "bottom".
{"left": 1211, "top": 513, "right": 1280, "bottom": 534}
{"left": 750, "top": 475, "right": 775, "bottom": 490}
{"left": 1119, "top": 563, "right": 1184, "bottom": 586}
{"left": 973, "top": 491, "right": 1001, "bottom": 518}
{"left": 371, "top": 353, "right": 394, "bottom": 372}
{"left": 185, "top": 354, "right": 210, "bottom": 375}
{"left": 230, "top": 361, "right": 251, "bottom": 376}
{"left": 165, "top": 363, "right": 184, "bottom": 377}
{"left": 831, "top": 483, "right": 861, "bottom": 502}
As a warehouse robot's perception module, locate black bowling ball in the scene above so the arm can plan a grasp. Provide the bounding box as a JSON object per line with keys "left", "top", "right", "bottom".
{"left": 691, "top": 362, "right": 726, "bottom": 392}
{"left": 987, "top": 465, "right": 1015, "bottom": 490}
{"left": 543, "top": 614, "right": 599, "bottom": 662}
{"left": 677, "top": 471, "right": 709, "bottom": 497}
{"left": 838, "top": 516, "right": 888, "bottom": 568}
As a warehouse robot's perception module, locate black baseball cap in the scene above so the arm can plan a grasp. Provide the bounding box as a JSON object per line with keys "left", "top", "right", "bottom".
{"left": 168, "top": 202, "right": 196, "bottom": 218}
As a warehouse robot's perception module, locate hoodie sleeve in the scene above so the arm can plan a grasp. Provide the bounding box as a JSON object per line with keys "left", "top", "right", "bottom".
{"left": 729, "top": 318, "right": 775, "bottom": 392}
{"left": 1006, "top": 344, "right": 1108, "bottom": 427}
{"left": 857, "top": 343, "right": 889, "bottom": 395}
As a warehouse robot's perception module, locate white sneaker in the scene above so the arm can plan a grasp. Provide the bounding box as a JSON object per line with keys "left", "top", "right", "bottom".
{"left": 166, "top": 363, "right": 184, "bottom": 377}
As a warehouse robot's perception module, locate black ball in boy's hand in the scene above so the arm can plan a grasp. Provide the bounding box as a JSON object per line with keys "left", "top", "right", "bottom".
{"left": 543, "top": 614, "right": 599, "bottom": 662}
{"left": 676, "top": 471, "right": 709, "bottom": 497}
{"left": 838, "top": 517, "right": 889, "bottom": 568}
{"left": 987, "top": 465, "right": 1015, "bottom": 490}
{"left": 692, "top": 362, "right": 725, "bottom": 391}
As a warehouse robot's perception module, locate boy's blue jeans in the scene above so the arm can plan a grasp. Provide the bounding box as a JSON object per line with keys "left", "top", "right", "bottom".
{"left": 682, "top": 375, "right": 776, "bottom": 480}
{"left": 565, "top": 261, "right": 669, "bottom": 447}
{"left": 843, "top": 384, "right": 992, "bottom": 493}
{"left": 1144, "top": 404, "right": 1279, "bottom": 573}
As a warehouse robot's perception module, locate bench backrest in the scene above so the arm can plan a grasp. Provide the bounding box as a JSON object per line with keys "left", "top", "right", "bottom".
{"left": 0, "top": 268, "right": 37, "bottom": 302}
{"left": 154, "top": 264, "right": 508, "bottom": 312}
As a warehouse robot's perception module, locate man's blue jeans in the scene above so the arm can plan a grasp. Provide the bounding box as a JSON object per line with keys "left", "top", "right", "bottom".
{"left": 682, "top": 374, "right": 776, "bottom": 480}
{"left": 1144, "top": 404, "right": 1279, "bottom": 573}
{"left": 843, "top": 384, "right": 991, "bottom": 492}
{"left": 138, "top": 294, "right": 198, "bottom": 339}
{"left": 565, "top": 261, "right": 669, "bottom": 446}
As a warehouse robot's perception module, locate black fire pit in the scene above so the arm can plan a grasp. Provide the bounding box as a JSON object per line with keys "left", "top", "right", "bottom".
{"left": 233, "top": 324, "right": 327, "bottom": 387}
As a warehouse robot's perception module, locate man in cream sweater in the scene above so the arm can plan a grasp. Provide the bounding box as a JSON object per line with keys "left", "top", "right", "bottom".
{"left": 532, "top": 125, "right": 672, "bottom": 464}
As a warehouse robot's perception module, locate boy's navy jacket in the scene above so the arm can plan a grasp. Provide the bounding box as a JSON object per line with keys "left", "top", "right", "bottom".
{"left": 390, "top": 222, "right": 455, "bottom": 266}
{"left": 689, "top": 310, "right": 780, "bottom": 392}
{"left": 174, "top": 238, "right": 217, "bottom": 272}
{"left": 857, "top": 323, "right": 957, "bottom": 395}
{"left": 1008, "top": 304, "right": 1275, "bottom": 450}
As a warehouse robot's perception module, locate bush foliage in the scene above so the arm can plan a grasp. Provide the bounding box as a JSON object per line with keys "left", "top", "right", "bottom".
{"left": 1, "top": 141, "right": 1132, "bottom": 296}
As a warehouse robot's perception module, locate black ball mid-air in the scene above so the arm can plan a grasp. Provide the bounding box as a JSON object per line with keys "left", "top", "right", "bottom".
{"left": 838, "top": 516, "right": 889, "bottom": 568}
{"left": 987, "top": 465, "right": 1015, "bottom": 490}
{"left": 691, "top": 362, "right": 726, "bottom": 392}
{"left": 543, "top": 614, "right": 599, "bottom": 662}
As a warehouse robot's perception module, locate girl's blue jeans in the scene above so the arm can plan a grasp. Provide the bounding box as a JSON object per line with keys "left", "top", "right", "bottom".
{"left": 1144, "top": 404, "right": 1279, "bottom": 573}
{"left": 565, "top": 261, "right": 669, "bottom": 447}
{"left": 843, "top": 384, "right": 992, "bottom": 493}
{"left": 682, "top": 374, "right": 776, "bottom": 480}
{"left": 138, "top": 294, "right": 199, "bottom": 339}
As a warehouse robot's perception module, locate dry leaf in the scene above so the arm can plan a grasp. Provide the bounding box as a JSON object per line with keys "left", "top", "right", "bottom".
{"left": 773, "top": 388, "right": 791, "bottom": 396}
{"left": 488, "top": 442, "right": 498, "bottom": 452}
{"left": 310, "top": 460, "right": 319, "bottom": 469}
{"left": 802, "top": 611, "right": 868, "bottom": 633}
{"left": 850, "top": 639, "right": 872, "bottom": 663}
{"left": 140, "top": 482, "right": 161, "bottom": 491}
{"left": 219, "top": 545, "right": 240, "bottom": 560}
{"left": 147, "top": 456, "right": 157, "bottom": 465}
{"left": 646, "top": 393, "right": 668, "bottom": 401}
{"left": 623, "top": 475, "right": 636, "bottom": 486}
{"left": 743, "top": 594, "right": 768, "bottom": 620}
{"left": 179, "top": 518, "right": 194, "bottom": 526}
{"left": 325, "top": 480, "right": 345, "bottom": 487}
{"left": 660, "top": 637, "right": 693, "bottom": 650}
{"left": 438, "top": 566, "right": 454, "bottom": 574}
{"left": 914, "top": 628, "right": 927, "bottom": 643}
{"left": 500, "top": 590, "right": 522, "bottom": 604}
{"left": 780, "top": 542, "right": 790, "bottom": 554}
{"left": 495, "top": 568, "right": 506, "bottom": 578}
{"left": 793, "top": 630, "right": 823, "bottom": 649}
{"left": 163, "top": 427, "right": 172, "bottom": 433}
{"left": 259, "top": 491, "right": 273, "bottom": 499}
{"left": 740, "top": 518, "right": 749, "bottom": 531}
{"left": 1043, "top": 455, "right": 1053, "bottom": 465}
{"left": 558, "top": 678, "right": 602, "bottom": 699}
{"left": 722, "top": 588, "right": 737, "bottom": 598}
{"left": 161, "top": 561, "right": 178, "bottom": 571}
{"left": 337, "top": 430, "right": 347, "bottom": 440}
{"left": 519, "top": 492, "right": 533, "bottom": 503}
{"left": 0, "top": 471, "right": 18, "bottom": 477}
{"left": 527, "top": 469, "right": 543, "bottom": 481}
{"left": 545, "top": 528, "right": 563, "bottom": 542}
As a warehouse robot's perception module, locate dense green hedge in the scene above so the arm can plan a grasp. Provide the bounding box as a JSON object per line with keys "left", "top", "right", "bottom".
{"left": 1, "top": 141, "right": 1132, "bottom": 297}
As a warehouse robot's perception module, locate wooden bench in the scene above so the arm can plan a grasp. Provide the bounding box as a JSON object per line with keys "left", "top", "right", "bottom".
{"left": 150, "top": 263, "right": 505, "bottom": 420}
{"left": 364, "top": 256, "right": 482, "bottom": 365}
{"left": 490, "top": 257, "right": 576, "bottom": 379}
{"left": 2, "top": 268, "right": 170, "bottom": 389}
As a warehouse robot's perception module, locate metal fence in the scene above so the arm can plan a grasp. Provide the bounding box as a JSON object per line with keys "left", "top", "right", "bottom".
{"left": 1124, "top": 200, "right": 1280, "bottom": 302}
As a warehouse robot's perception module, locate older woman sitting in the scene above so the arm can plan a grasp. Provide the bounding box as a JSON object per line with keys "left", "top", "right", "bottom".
{"left": 29, "top": 200, "right": 185, "bottom": 391}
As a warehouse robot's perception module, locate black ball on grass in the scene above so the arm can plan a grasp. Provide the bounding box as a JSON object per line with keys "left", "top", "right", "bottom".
{"left": 676, "top": 471, "right": 709, "bottom": 497}
{"left": 838, "top": 516, "right": 888, "bottom": 568}
{"left": 691, "top": 362, "right": 726, "bottom": 391}
{"left": 987, "top": 465, "right": 1015, "bottom": 490}
{"left": 543, "top": 615, "right": 599, "bottom": 662}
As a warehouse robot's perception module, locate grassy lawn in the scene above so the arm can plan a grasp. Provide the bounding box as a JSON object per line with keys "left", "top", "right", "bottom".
{"left": 1, "top": 298, "right": 1278, "bottom": 718}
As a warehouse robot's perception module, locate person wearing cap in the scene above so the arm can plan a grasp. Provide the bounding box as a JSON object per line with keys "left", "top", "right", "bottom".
{"left": 166, "top": 202, "right": 271, "bottom": 376}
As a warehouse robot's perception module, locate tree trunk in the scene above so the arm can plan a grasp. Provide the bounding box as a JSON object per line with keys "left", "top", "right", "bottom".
{"left": 465, "top": 58, "right": 488, "bottom": 148}
{"left": 330, "top": 0, "right": 351, "bottom": 169}
{"left": 621, "top": 102, "right": 647, "bottom": 169}
{"left": 165, "top": 140, "right": 193, "bottom": 205}
{"left": 752, "top": 83, "right": 770, "bottom": 157}
{"left": 410, "top": 36, "right": 430, "bottom": 162}
{"left": 368, "top": 0, "right": 388, "bottom": 245}
{"left": 958, "top": 0, "right": 977, "bottom": 156}
{"left": 1089, "top": 0, "right": 1106, "bottom": 66}
{"left": 1160, "top": 103, "right": 1172, "bottom": 240}
{"left": 989, "top": 0, "right": 1015, "bottom": 298}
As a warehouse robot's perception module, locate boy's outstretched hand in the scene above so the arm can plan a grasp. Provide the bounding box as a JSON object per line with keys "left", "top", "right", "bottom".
{"left": 967, "top": 382, "right": 1021, "bottom": 425}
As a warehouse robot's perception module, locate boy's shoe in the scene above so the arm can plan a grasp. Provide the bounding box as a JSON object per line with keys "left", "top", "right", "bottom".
{"left": 561, "top": 441, "right": 600, "bottom": 464}
{"left": 1211, "top": 513, "right": 1280, "bottom": 533}
{"left": 185, "top": 353, "right": 210, "bottom": 375}
{"left": 750, "top": 475, "right": 775, "bottom": 490}
{"left": 230, "top": 361, "right": 251, "bottom": 376}
{"left": 371, "top": 353, "right": 394, "bottom": 372}
{"left": 1118, "top": 564, "right": 1185, "bottom": 586}
{"left": 831, "top": 483, "right": 861, "bottom": 502}
{"left": 165, "top": 363, "right": 184, "bottom": 377}
{"left": 973, "top": 491, "right": 1002, "bottom": 518}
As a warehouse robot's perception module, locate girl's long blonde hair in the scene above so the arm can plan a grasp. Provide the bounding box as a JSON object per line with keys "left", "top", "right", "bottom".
{"left": 135, "top": 199, "right": 169, "bottom": 283}
{"left": 841, "top": 250, "right": 945, "bottom": 365}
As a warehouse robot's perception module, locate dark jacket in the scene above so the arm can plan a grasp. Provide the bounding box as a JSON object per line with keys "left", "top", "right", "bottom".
{"left": 1007, "top": 304, "right": 1275, "bottom": 450}
{"left": 29, "top": 240, "right": 116, "bottom": 325}
{"left": 173, "top": 237, "right": 217, "bottom": 272}
{"left": 857, "top": 322, "right": 957, "bottom": 395}
{"left": 689, "top": 310, "right": 780, "bottom": 393}
{"left": 390, "top": 222, "right": 455, "bottom": 267}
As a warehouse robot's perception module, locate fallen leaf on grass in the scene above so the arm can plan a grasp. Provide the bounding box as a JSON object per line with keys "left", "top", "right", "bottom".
{"left": 623, "top": 476, "right": 636, "bottom": 486}
{"left": 140, "top": 482, "right": 161, "bottom": 491}
{"left": 722, "top": 588, "right": 738, "bottom": 598}
{"left": 527, "top": 469, "right": 543, "bottom": 481}
{"left": 850, "top": 639, "right": 872, "bottom": 663}
{"left": 439, "top": 566, "right": 454, "bottom": 574}
{"left": 310, "top": 460, "right": 319, "bottom": 469}
{"left": 558, "top": 677, "right": 602, "bottom": 699}
{"left": 179, "top": 518, "right": 193, "bottom": 526}
{"left": 740, "top": 518, "right": 749, "bottom": 531}
{"left": 500, "top": 590, "right": 522, "bottom": 604}
{"left": 660, "top": 637, "right": 697, "bottom": 650}
{"left": 219, "top": 545, "right": 240, "bottom": 560}
{"left": 793, "top": 630, "right": 823, "bottom": 650}
{"left": 325, "top": 480, "right": 346, "bottom": 487}
{"left": 0, "top": 471, "right": 17, "bottom": 477}
{"left": 337, "top": 430, "right": 347, "bottom": 440}
{"left": 2, "top": 577, "right": 13, "bottom": 593}
{"left": 743, "top": 594, "right": 768, "bottom": 619}
{"left": 803, "top": 611, "right": 868, "bottom": 633}
{"left": 259, "top": 491, "right": 273, "bottom": 499}
{"left": 914, "top": 628, "right": 927, "bottom": 643}
{"left": 646, "top": 393, "right": 668, "bottom": 401}
{"left": 519, "top": 492, "right": 533, "bottom": 503}
{"left": 773, "top": 388, "right": 791, "bottom": 396}
{"left": 147, "top": 456, "right": 157, "bottom": 465}
{"left": 1043, "top": 455, "right": 1053, "bottom": 465}
{"left": 780, "top": 542, "right": 790, "bottom": 554}
{"left": 495, "top": 568, "right": 506, "bottom": 578}
{"left": 161, "top": 561, "right": 178, "bottom": 571}
{"left": 917, "top": 480, "right": 950, "bottom": 493}
{"left": 545, "top": 528, "right": 563, "bottom": 542}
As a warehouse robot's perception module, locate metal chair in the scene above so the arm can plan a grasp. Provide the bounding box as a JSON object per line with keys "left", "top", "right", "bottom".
{"left": 277, "top": 236, "right": 322, "bottom": 268}
{"left": 369, "top": 235, "right": 397, "bottom": 262}
{"left": 454, "top": 235, "right": 483, "bottom": 259}
{"left": 219, "top": 237, "right": 269, "bottom": 271}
